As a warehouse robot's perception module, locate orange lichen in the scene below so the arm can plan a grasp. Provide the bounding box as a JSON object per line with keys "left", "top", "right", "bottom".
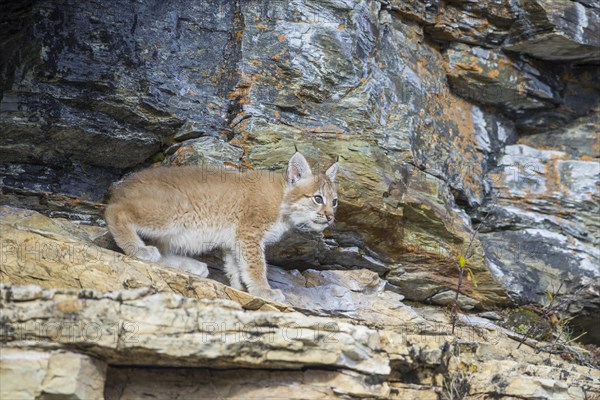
{"left": 487, "top": 69, "right": 500, "bottom": 79}
{"left": 241, "top": 157, "right": 254, "bottom": 170}
{"left": 277, "top": 35, "right": 286, "bottom": 41}
{"left": 545, "top": 155, "right": 569, "bottom": 194}
{"left": 455, "top": 62, "right": 483, "bottom": 73}
{"left": 309, "top": 124, "right": 345, "bottom": 134}
{"left": 223, "top": 161, "right": 241, "bottom": 170}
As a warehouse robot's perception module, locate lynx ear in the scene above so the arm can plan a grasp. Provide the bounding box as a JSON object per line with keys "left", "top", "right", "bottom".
{"left": 326, "top": 160, "right": 338, "bottom": 182}
{"left": 287, "top": 152, "right": 312, "bottom": 185}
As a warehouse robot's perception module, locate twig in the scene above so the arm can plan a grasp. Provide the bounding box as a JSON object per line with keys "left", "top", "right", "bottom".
{"left": 464, "top": 212, "right": 489, "bottom": 260}
{"left": 451, "top": 262, "right": 464, "bottom": 335}
{"left": 450, "top": 213, "right": 489, "bottom": 335}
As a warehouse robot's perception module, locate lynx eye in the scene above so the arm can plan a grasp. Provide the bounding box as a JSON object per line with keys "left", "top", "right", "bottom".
{"left": 313, "top": 195, "right": 324, "bottom": 204}
{"left": 332, "top": 198, "right": 338, "bottom": 207}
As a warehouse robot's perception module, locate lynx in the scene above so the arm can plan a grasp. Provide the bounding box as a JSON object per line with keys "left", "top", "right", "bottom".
{"left": 105, "top": 151, "right": 338, "bottom": 302}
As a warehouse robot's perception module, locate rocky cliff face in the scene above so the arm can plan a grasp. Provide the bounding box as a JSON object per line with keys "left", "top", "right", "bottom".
{"left": 1, "top": 0, "right": 599, "bottom": 395}
{"left": 1, "top": 207, "right": 599, "bottom": 398}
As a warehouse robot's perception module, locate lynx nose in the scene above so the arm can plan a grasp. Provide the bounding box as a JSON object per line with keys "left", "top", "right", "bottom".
{"left": 326, "top": 214, "right": 334, "bottom": 223}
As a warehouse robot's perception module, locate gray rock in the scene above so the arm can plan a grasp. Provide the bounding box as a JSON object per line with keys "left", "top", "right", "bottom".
{"left": 519, "top": 113, "right": 600, "bottom": 159}
{"left": 173, "top": 119, "right": 230, "bottom": 142}
{"left": 477, "top": 311, "right": 503, "bottom": 321}
{"left": 445, "top": 43, "right": 558, "bottom": 112}
{"left": 390, "top": 0, "right": 517, "bottom": 47}
{"left": 428, "top": 290, "right": 481, "bottom": 311}
{"left": 444, "top": 41, "right": 599, "bottom": 134}
{"left": 479, "top": 141, "right": 600, "bottom": 342}
{"left": 1, "top": 0, "right": 240, "bottom": 194}
{"left": 267, "top": 267, "right": 420, "bottom": 327}
{"left": 160, "top": 0, "right": 510, "bottom": 306}
{"left": 503, "top": 0, "right": 600, "bottom": 62}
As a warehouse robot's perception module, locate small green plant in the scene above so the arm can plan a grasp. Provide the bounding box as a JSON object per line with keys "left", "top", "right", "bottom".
{"left": 514, "top": 324, "right": 530, "bottom": 335}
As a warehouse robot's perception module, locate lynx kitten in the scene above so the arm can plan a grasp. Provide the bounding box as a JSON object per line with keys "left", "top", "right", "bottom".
{"left": 105, "top": 152, "right": 338, "bottom": 302}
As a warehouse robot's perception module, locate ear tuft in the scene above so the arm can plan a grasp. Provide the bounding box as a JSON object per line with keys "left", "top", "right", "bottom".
{"left": 287, "top": 152, "right": 312, "bottom": 185}
{"left": 326, "top": 161, "right": 338, "bottom": 182}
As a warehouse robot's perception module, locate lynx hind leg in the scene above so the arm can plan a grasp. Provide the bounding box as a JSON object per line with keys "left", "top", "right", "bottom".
{"left": 105, "top": 204, "right": 161, "bottom": 262}
{"left": 235, "top": 239, "right": 285, "bottom": 302}
{"left": 152, "top": 240, "right": 209, "bottom": 278}
{"left": 160, "top": 254, "right": 209, "bottom": 278}
{"left": 223, "top": 250, "right": 243, "bottom": 290}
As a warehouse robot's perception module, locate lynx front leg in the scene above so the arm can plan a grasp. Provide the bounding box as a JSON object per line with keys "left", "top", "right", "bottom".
{"left": 235, "top": 239, "right": 285, "bottom": 302}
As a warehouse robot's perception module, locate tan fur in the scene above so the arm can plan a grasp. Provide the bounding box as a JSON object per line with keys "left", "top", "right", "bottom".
{"left": 105, "top": 152, "right": 338, "bottom": 302}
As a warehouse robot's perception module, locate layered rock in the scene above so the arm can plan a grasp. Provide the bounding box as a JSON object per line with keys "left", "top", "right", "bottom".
{"left": 1, "top": 349, "right": 107, "bottom": 400}
{"left": 1, "top": 284, "right": 598, "bottom": 399}
{"left": 0, "top": 206, "right": 292, "bottom": 312}
{"left": 0, "top": 205, "right": 426, "bottom": 321}
{"left": 503, "top": 0, "right": 600, "bottom": 62}
{"left": 478, "top": 114, "right": 600, "bottom": 342}
{"left": 444, "top": 44, "right": 599, "bottom": 133}
{"left": 445, "top": 43, "right": 559, "bottom": 112}
{"left": 390, "top": 0, "right": 517, "bottom": 47}
{"left": 2, "top": 205, "right": 599, "bottom": 397}
{"left": 0, "top": 0, "right": 240, "bottom": 199}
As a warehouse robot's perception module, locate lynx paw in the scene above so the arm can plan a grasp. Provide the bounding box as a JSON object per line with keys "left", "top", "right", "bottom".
{"left": 180, "top": 260, "right": 209, "bottom": 278}
{"left": 135, "top": 246, "right": 161, "bottom": 262}
{"left": 252, "top": 288, "right": 285, "bottom": 303}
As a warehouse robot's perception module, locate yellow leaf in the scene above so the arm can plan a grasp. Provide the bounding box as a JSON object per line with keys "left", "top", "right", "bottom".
{"left": 467, "top": 268, "right": 478, "bottom": 288}
{"left": 458, "top": 255, "right": 466, "bottom": 268}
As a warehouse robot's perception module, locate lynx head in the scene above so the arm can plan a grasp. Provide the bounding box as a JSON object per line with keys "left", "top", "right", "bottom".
{"left": 283, "top": 151, "right": 338, "bottom": 232}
